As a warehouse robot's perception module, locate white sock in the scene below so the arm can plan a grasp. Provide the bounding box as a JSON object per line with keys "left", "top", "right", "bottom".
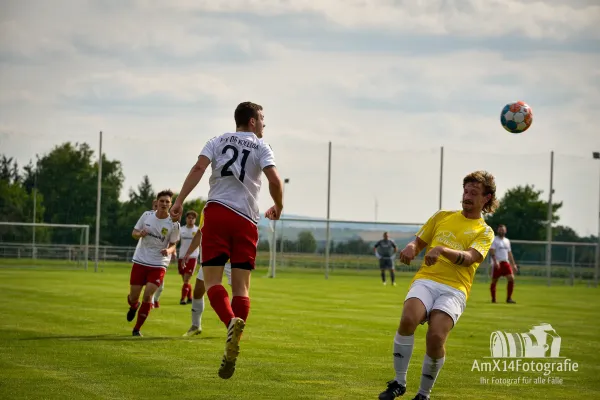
{"left": 191, "top": 297, "right": 205, "bottom": 328}
{"left": 393, "top": 332, "right": 414, "bottom": 386}
{"left": 154, "top": 283, "right": 164, "bottom": 301}
{"left": 418, "top": 354, "right": 445, "bottom": 398}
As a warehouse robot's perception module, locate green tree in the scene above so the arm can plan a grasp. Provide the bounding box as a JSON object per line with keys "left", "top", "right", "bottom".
{"left": 34, "top": 143, "right": 124, "bottom": 244}
{"left": 0, "top": 155, "right": 47, "bottom": 243}
{"left": 296, "top": 231, "right": 317, "bottom": 253}
{"left": 485, "top": 185, "right": 561, "bottom": 241}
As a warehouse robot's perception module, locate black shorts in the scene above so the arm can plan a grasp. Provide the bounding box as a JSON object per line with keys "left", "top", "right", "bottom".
{"left": 379, "top": 258, "right": 394, "bottom": 269}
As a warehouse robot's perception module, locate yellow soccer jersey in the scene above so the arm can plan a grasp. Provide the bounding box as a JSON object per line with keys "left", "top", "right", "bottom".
{"left": 411, "top": 210, "right": 494, "bottom": 298}
{"left": 198, "top": 209, "right": 230, "bottom": 264}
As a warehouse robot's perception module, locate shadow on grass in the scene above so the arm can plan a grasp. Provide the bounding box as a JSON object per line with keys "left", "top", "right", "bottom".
{"left": 18, "top": 334, "right": 220, "bottom": 342}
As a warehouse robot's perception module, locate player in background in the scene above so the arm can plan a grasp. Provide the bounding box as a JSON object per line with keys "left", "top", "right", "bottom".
{"left": 378, "top": 171, "right": 496, "bottom": 400}
{"left": 126, "top": 190, "right": 180, "bottom": 336}
{"left": 489, "top": 224, "right": 518, "bottom": 304}
{"left": 152, "top": 200, "right": 180, "bottom": 308}
{"left": 374, "top": 232, "right": 398, "bottom": 286}
{"left": 170, "top": 101, "right": 283, "bottom": 379}
{"left": 182, "top": 208, "right": 233, "bottom": 337}
{"left": 178, "top": 210, "right": 200, "bottom": 305}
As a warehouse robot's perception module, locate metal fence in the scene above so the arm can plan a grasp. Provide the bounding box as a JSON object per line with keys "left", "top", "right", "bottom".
{"left": 0, "top": 218, "right": 598, "bottom": 287}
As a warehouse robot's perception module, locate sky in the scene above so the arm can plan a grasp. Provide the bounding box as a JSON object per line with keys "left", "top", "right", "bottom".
{"left": 1, "top": 0, "right": 600, "bottom": 237}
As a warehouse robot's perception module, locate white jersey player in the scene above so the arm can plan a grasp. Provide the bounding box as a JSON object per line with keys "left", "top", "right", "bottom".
{"left": 170, "top": 101, "right": 283, "bottom": 380}
{"left": 126, "top": 190, "right": 180, "bottom": 336}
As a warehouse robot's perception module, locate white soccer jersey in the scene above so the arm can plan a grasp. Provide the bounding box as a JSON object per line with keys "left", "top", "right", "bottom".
{"left": 200, "top": 132, "right": 276, "bottom": 223}
{"left": 132, "top": 211, "right": 180, "bottom": 268}
{"left": 491, "top": 236, "right": 511, "bottom": 262}
{"left": 178, "top": 225, "right": 199, "bottom": 259}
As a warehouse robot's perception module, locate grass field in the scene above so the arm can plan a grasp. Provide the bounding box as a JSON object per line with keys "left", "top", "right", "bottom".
{"left": 1, "top": 260, "right": 599, "bottom": 400}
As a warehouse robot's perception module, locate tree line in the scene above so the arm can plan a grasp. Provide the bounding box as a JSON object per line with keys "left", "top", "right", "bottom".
{"left": 0, "top": 141, "right": 597, "bottom": 266}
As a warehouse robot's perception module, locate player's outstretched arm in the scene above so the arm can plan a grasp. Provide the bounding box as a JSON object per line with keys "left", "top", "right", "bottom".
{"left": 263, "top": 166, "right": 283, "bottom": 220}
{"left": 171, "top": 156, "right": 211, "bottom": 219}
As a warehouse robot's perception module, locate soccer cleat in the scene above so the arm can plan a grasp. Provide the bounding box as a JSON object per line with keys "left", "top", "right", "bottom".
{"left": 507, "top": 299, "right": 517, "bottom": 304}
{"left": 132, "top": 329, "right": 143, "bottom": 337}
{"left": 383, "top": 282, "right": 387, "bottom": 286}
{"left": 183, "top": 326, "right": 202, "bottom": 337}
{"left": 153, "top": 301, "right": 160, "bottom": 308}
{"left": 411, "top": 394, "right": 429, "bottom": 400}
{"left": 378, "top": 380, "right": 406, "bottom": 400}
{"left": 186, "top": 298, "right": 193, "bottom": 304}
{"left": 218, "top": 317, "right": 245, "bottom": 379}
{"left": 127, "top": 304, "right": 140, "bottom": 322}
{"left": 392, "top": 282, "right": 397, "bottom": 287}
{"left": 180, "top": 300, "right": 187, "bottom": 305}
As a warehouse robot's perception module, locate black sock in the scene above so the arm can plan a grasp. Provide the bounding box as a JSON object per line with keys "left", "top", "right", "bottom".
{"left": 390, "top": 270, "right": 396, "bottom": 283}
{"left": 381, "top": 270, "right": 386, "bottom": 282}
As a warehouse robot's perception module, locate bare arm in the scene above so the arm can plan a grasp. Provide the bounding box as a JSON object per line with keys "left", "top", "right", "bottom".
{"left": 263, "top": 166, "right": 283, "bottom": 208}
{"left": 489, "top": 248, "right": 497, "bottom": 265}
{"left": 508, "top": 251, "right": 518, "bottom": 270}
{"left": 174, "top": 156, "right": 211, "bottom": 206}
{"left": 132, "top": 229, "right": 146, "bottom": 240}
{"left": 439, "top": 247, "right": 484, "bottom": 267}
{"left": 406, "top": 237, "right": 428, "bottom": 255}
{"left": 185, "top": 230, "right": 202, "bottom": 259}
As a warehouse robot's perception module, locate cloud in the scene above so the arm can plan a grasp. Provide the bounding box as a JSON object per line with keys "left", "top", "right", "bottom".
{"left": 1, "top": 0, "right": 599, "bottom": 236}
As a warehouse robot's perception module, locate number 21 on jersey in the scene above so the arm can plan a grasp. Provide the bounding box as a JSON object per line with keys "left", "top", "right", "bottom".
{"left": 221, "top": 145, "right": 251, "bottom": 183}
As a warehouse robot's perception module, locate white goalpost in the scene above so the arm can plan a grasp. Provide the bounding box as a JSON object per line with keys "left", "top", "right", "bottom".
{"left": 0, "top": 222, "right": 90, "bottom": 270}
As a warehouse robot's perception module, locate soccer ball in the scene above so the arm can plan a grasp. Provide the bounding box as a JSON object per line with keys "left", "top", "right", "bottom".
{"left": 500, "top": 101, "right": 533, "bottom": 134}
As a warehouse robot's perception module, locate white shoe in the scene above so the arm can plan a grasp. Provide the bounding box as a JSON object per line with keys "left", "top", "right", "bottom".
{"left": 218, "top": 317, "right": 245, "bottom": 379}
{"left": 183, "top": 326, "right": 202, "bottom": 337}
{"left": 383, "top": 282, "right": 387, "bottom": 286}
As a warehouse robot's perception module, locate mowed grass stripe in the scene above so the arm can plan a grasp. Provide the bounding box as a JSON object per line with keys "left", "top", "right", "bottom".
{"left": 0, "top": 262, "right": 599, "bottom": 399}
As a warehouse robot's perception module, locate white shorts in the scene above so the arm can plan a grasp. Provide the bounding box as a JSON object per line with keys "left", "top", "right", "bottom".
{"left": 197, "top": 262, "right": 232, "bottom": 286}
{"left": 405, "top": 279, "right": 467, "bottom": 326}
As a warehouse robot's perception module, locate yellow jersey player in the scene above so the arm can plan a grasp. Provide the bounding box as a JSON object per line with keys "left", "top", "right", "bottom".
{"left": 182, "top": 208, "right": 232, "bottom": 337}
{"left": 378, "top": 171, "right": 497, "bottom": 400}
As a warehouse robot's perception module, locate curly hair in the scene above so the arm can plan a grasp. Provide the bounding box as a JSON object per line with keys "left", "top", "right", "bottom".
{"left": 463, "top": 170, "right": 499, "bottom": 214}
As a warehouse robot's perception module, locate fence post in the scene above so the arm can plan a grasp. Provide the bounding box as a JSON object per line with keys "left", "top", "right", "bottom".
{"left": 570, "top": 245, "right": 575, "bottom": 286}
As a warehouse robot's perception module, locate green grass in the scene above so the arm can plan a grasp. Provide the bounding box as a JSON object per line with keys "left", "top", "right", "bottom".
{"left": 0, "top": 260, "right": 599, "bottom": 400}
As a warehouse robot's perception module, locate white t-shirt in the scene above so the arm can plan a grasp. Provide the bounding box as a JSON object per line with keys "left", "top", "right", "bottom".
{"left": 178, "top": 225, "right": 199, "bottom": 259}
{"left": 200, "top": 132, "right": 276, "bottom": 224}
{"left": 132, "top": 211, "right": 180, "bottom": 268}
{"left": 491, "top": 236, "right": 511, "bottom": 262}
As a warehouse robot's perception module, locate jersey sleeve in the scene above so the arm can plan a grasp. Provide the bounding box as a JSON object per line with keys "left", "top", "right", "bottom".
{"left": 374, "top": 240, "right": 381, "bottom": 248}
{"left": 170, "top": 223, "right": 180, "bottom": 243}
{"left": 391, "top": 240, "right": 397, "bottom": 249}
{"left": 259, "top": 142, "right": 276, "bottom": 169}
{"left": 199, "top": 137, "right": 216, "bottom": 161}
{"left": 134, "top": 212, "right": 149, "bottom": 231}
{"left": 415, "top": 211, "right": 444, "bottom": 245}
{"left": 469, "top": 226, "right": 495, "bottom": 259}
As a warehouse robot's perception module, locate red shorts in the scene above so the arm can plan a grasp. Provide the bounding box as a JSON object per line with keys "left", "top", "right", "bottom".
{"left": 201, "top": 202, "right": 258, "bottom": 269}
{"left": 129, "top": 263, "right": 166, "bottom": 287}
{"left": 492, "top": 261, "right": 513, "bottom": 279}
{"left": 178, "top": 258, "right": 197, "bottom": 275}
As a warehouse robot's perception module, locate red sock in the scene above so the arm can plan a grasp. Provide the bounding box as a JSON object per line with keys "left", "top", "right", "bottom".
{"left": 507, "top": 281, "right": 514, "bottom": 300}
{"left": 207, "top": 285, "right": 235, "bottom": 327}
{"left": 231, "top": 296, "right": 251, "bottom": 322}
{"left": 127, "top": 295, "right": 139, "bottom": 309}
{"left": 181, "top": 283, "right": 190, "bottom": 301}
{"left": 490, "top": 282, "right": 497, "bottom": 302}
{"left": 134, "top": 302, "right": 152, "bottom": 331}
{"left": 186, "top": 283, "right": 193, "bottom": 300}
